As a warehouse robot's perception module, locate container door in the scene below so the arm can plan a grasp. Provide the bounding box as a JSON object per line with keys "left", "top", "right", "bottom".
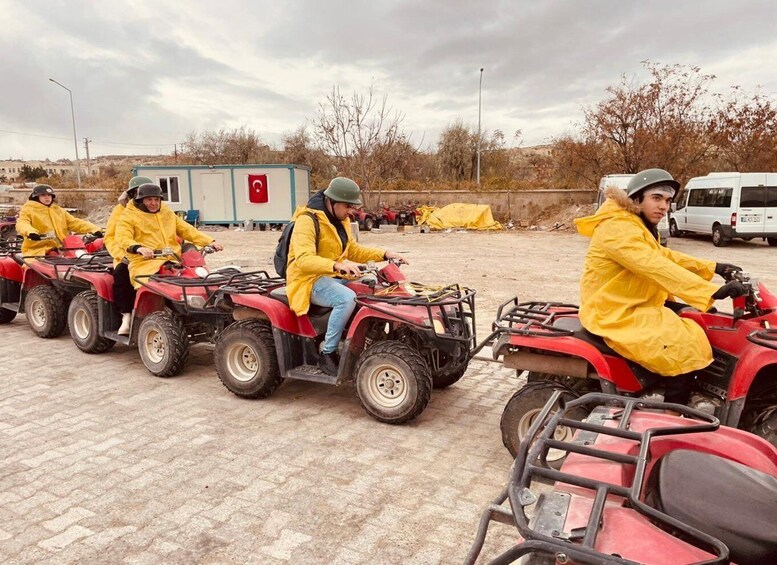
{"left": 200, "top": 173, "right": 229, "bottom": 222}
{"left": 737, "top": 177, "right": 767, "bottom": 236}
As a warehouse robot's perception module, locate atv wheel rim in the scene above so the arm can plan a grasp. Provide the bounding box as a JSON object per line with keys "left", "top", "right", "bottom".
{"left": 144, "top": 328, "right": 166, "bottom": 364}
{"left": 225, "top": 343, "right": 259, "bottom": 382}
{"left": 72, "top": 308, "right": 91, "bottom": 340}
{"left": 517, "top": 408, "right": 575, "bottom": 464}
{"left": 364, "top": 364, "right": 408, "bottom": 408}
{"left": 30, "top": 299, "right": 46, "bottom": 328}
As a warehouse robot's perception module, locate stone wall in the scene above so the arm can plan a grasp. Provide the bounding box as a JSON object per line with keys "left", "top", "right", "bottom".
{"left": 366, "top": 189, "right": 595, "bottom": 221}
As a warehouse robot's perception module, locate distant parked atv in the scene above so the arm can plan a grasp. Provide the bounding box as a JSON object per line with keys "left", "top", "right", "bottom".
{"left": 381, "top": 206, "right": 419, "bottom": 226}
{"left": 0, "top": 233, "right": 108, "bottom": 336}
{"left": 0, "top": 216, "right": 17, "bottom": 241}
{"left": 349, "top": 208, "right": 381, "bottom": 231}
{"left": 212, "top": 259, "right": 477, "bottom": 424}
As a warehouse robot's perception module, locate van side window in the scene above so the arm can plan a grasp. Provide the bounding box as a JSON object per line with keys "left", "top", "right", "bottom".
{"left": 767, "top": 187, "right": 777, "bottom": 207}
{"left": 689, "top": 190, "right": 705, "bottom": 206}
{"left": 740, "top": 186, "right": 766, "bottom": 207}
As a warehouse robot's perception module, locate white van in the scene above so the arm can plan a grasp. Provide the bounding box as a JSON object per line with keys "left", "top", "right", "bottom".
{"left": 597, "top": 174, "right": 670, "bottom": 245}
{"left": 670, "top": 172, "right": 777, "bottom": 247}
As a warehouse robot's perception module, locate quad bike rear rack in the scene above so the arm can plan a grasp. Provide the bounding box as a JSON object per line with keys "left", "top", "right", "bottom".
{"left": 0, "top": 238, "right": 22, "bottom": 255}
{"left": 471, "top": 297, "right": 581, "bottom": 358}
{"left": 354, "top": 284, "right": 477, "bottom": 346}
{"left": 466, "top": 392, "right": 730, "bottom": 565}
{"left": 216, "top": 273, "right": 286, "bottom": 296}
{"left": 135, "top": 269, "right": 280, "bottom": 314}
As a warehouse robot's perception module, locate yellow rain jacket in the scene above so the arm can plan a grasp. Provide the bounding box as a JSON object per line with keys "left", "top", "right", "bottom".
{"left": 286, "top": 198, "right": 385, "bottom": 316}
{"left": 115, "top": 202, "right": 214, "bottom": 289}
{"left": 104, "top": 200, "right": 137, "bottom": 267}
{"left": 16, "top": 200, "right": 100, "bottom": 256}
{"left": 574, "top": 187, "right": 720, "bottom": 376}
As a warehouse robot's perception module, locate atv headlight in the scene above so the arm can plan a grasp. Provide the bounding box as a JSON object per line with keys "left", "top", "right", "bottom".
{"left": 194, "top": 266, "right": 209, "bottom": 278}
{"left": 186, "top": 295, "right": 207, "bottom": 309}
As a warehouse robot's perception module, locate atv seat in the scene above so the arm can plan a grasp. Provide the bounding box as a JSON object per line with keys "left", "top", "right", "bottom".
{"left": 269, "top": 287, "right": 332, "bottom": 317}
{"left": 646, "top": 449, "right": 777, "bottom": 565}
{"left": 552, "top": 316, "right": 663, "bottom": 389}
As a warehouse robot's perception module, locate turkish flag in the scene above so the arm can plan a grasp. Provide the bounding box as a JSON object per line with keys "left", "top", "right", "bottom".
{"left": 247, "top": 174, "right": 269, "bottom": 203}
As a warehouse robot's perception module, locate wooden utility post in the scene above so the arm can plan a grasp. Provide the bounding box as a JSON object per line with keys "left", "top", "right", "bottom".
{"left": 83, "top": 138, "right": 92, "bottom": 177}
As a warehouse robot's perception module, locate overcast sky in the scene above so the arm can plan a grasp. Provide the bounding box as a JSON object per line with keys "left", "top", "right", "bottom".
{"left": 1, "top": 0, "right": 775, "bottom": 161}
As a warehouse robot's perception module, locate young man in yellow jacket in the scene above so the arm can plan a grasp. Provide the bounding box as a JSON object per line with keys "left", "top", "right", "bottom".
{"left": 575, "top": 168, "right": 748, "bottom": 403}
{"left": 16, "top": 184, "right": 102, "bottom": 256}
{"left": 287, "top": 177, "right": 406, "bottom": 375}
{"left": 104, "top": 175, "right": 151, "bottom": 335}
{"left": 115, "top": 183, "right": 223, "bottom": 332}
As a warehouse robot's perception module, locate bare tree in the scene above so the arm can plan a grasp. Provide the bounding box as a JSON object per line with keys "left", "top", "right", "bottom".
{"left": 183, "top": 126, "right": 274, "bottom": 165}
{"left": 312, "top": 85, "right": 416, "bottom": 205}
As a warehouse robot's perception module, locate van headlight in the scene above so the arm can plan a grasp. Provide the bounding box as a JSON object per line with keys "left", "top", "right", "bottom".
{"left": 186, "top": 295, "right": 207, "bottom": 309}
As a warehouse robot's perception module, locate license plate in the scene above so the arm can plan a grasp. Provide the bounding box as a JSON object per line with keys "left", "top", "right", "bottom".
{"left": 740, "top": 215, "right": 761, "bottom": 223}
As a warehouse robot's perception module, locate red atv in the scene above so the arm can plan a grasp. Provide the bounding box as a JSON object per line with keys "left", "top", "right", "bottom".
{"left": 212, "top": 259, "right": 476, "bottom": 424}
{"left": 0, "top": 233, "right": 107, "bottom": 336}
{"left": 381, "top": 205, "right": 419, "bottom": 226}
{"left": 466, "top": 392, "right": 777, "bottom": 565}
{"left": 65, "top": 246, "right": 268, "bottom": 377}
{"left": 0, "top": 215, "right": 16, "bottom": 241}
{"left": 349, "top": 208, "right": 381, "bottom": 231}
{"left": 486, "top": 270, "right": 777, "bottom": 459}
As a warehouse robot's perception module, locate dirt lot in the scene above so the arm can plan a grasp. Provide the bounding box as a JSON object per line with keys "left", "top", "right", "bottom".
{"left": 207, "top": 227, "right": 777, "bottom": 340}
{"left": 4, "top": 227, "right": 776, "bottom": 564}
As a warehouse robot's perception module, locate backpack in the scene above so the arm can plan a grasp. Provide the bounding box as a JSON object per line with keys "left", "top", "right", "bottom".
{"left": 273, "top": 212, "right": 319, "bottom": 278}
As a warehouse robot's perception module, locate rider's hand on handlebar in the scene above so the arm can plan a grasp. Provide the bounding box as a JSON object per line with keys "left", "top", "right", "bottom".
{"left": 385, "top": 251, "right": 408, "bottom": 265}
{"left": 91, "top": 230, "right": 104, "bottom": 238}
{"left": 137, "top": 246, "right": 154, "bottom": 259}
{"left": 715, "top": 262, "right": 741, "bottom": 280}
{"left": 334, "top": 259, "right": 363, "bottom": 277}
{"left": 27, "top": 232, "right": 41, "bottom": 241}
{"left": 210, "top": 241, "right": 223, "bottom": 252}
{"left": 712, "top": 280, "right": 748, "bottom": 300}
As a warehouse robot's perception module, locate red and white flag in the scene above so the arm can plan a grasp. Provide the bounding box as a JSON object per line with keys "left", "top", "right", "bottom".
{"left": 247, "top": 174, "right": 268, "bottom": 203}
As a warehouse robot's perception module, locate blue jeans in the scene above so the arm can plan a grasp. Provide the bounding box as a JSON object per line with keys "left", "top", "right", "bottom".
{"left": 310, "top": 276, "right": 357, "bottom": 354}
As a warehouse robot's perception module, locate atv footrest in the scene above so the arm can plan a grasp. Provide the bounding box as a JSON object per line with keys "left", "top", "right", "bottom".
{"left": 285, "top": 365, "right": 340, "bottom": 385}
{"left": 102, "top": 331, "right": 131, "bottom": 346}
{"left": 1, "top": 301, "right": 20, "bottom": 313}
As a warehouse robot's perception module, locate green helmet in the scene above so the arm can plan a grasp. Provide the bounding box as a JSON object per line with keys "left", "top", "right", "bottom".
{"left": 128, "top": 176, "right": 153, "bottom": 191}
{"left": 626, "top": 168, "right": 680, "bottom": 198}
{"left": 134, "top": 183, "right": 163, "bottom": 202}
{"left": 323, "top": 177, "right": 362, "bottom": 205}
{"left": 29, "top": 184, "right": 56, "bottom": 201}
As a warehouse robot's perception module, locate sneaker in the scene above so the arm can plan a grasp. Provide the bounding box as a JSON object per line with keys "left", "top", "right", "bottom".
{"left": 317, "top": 351, "right": 339, "bottom": 376}
{"left": 117, "top": 313, "right": 132, "bottom": 336}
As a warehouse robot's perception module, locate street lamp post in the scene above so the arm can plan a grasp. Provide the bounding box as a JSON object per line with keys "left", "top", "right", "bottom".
{"left": 49, "top": 78, "right": 82, "bottom": 188}
{"left": 477, "top": 67, "right": 484, "bottom": 186}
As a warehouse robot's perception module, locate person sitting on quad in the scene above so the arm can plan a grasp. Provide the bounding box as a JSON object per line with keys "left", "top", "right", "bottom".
{"left": 287, "top": 177, "right": 407, "bottom": 376}
{"left": 104, "top": 175, "right": 152, "bottom": 335}
{"left": 574, "top": 168, "right": 748, "bottom": 404}
{"left": 115, "top": 183, "right": 223, "bottom": 315}
{"left": 16, "top": 184, "right": 103, "bottom": 256}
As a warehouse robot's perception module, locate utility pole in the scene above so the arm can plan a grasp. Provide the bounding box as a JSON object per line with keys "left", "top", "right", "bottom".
{"left": 174, "top": 143, "right": 178, "bottom": 162}
{"left": 83, "top": 138, "right": 92, "bottom": 177}
{"left": 49, "top": 78, "right": 82, "bottom": 188}
{"left": 477, "top": 67, "right": 484, "bottom": 186}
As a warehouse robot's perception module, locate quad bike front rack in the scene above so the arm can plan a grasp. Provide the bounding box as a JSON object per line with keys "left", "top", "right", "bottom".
{"left": 135, "top": 269, "right": 280, "bottom": 314}
{"left": 354, "top": 283, "right": 477, "bottom": 347}
{"left": 0, "top": 238, "right": 22, "bottom": 255}
{"left": 466, "top": 392, "right": 730, "bottom": 565}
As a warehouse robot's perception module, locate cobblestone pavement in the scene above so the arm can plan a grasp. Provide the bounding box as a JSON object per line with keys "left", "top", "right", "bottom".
{"left": 1, "top": 318, "right": 525, "bottom": 564}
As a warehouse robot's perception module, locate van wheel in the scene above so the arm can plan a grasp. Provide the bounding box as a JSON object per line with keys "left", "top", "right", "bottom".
{"left": 712, "top": 225, "right": 728, "bottom": 247}
{"left": 768, "top": 238, "right": 777, "bottom": 247}
{"left": 669, "top": 219, "right": 682, "bottom": 237}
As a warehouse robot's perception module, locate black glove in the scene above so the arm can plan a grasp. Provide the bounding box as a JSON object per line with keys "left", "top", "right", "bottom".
{"left": 715, "top": 263, "right": 742, "bottom": 279}
{"left": 27, "top": 232, "right": 41, "bottom": 241}
{"left": 92, "top": 230, "right": 104, "bottom": 238}
{"left": 712, "top": 280, "right": 748, "bottom": 300}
